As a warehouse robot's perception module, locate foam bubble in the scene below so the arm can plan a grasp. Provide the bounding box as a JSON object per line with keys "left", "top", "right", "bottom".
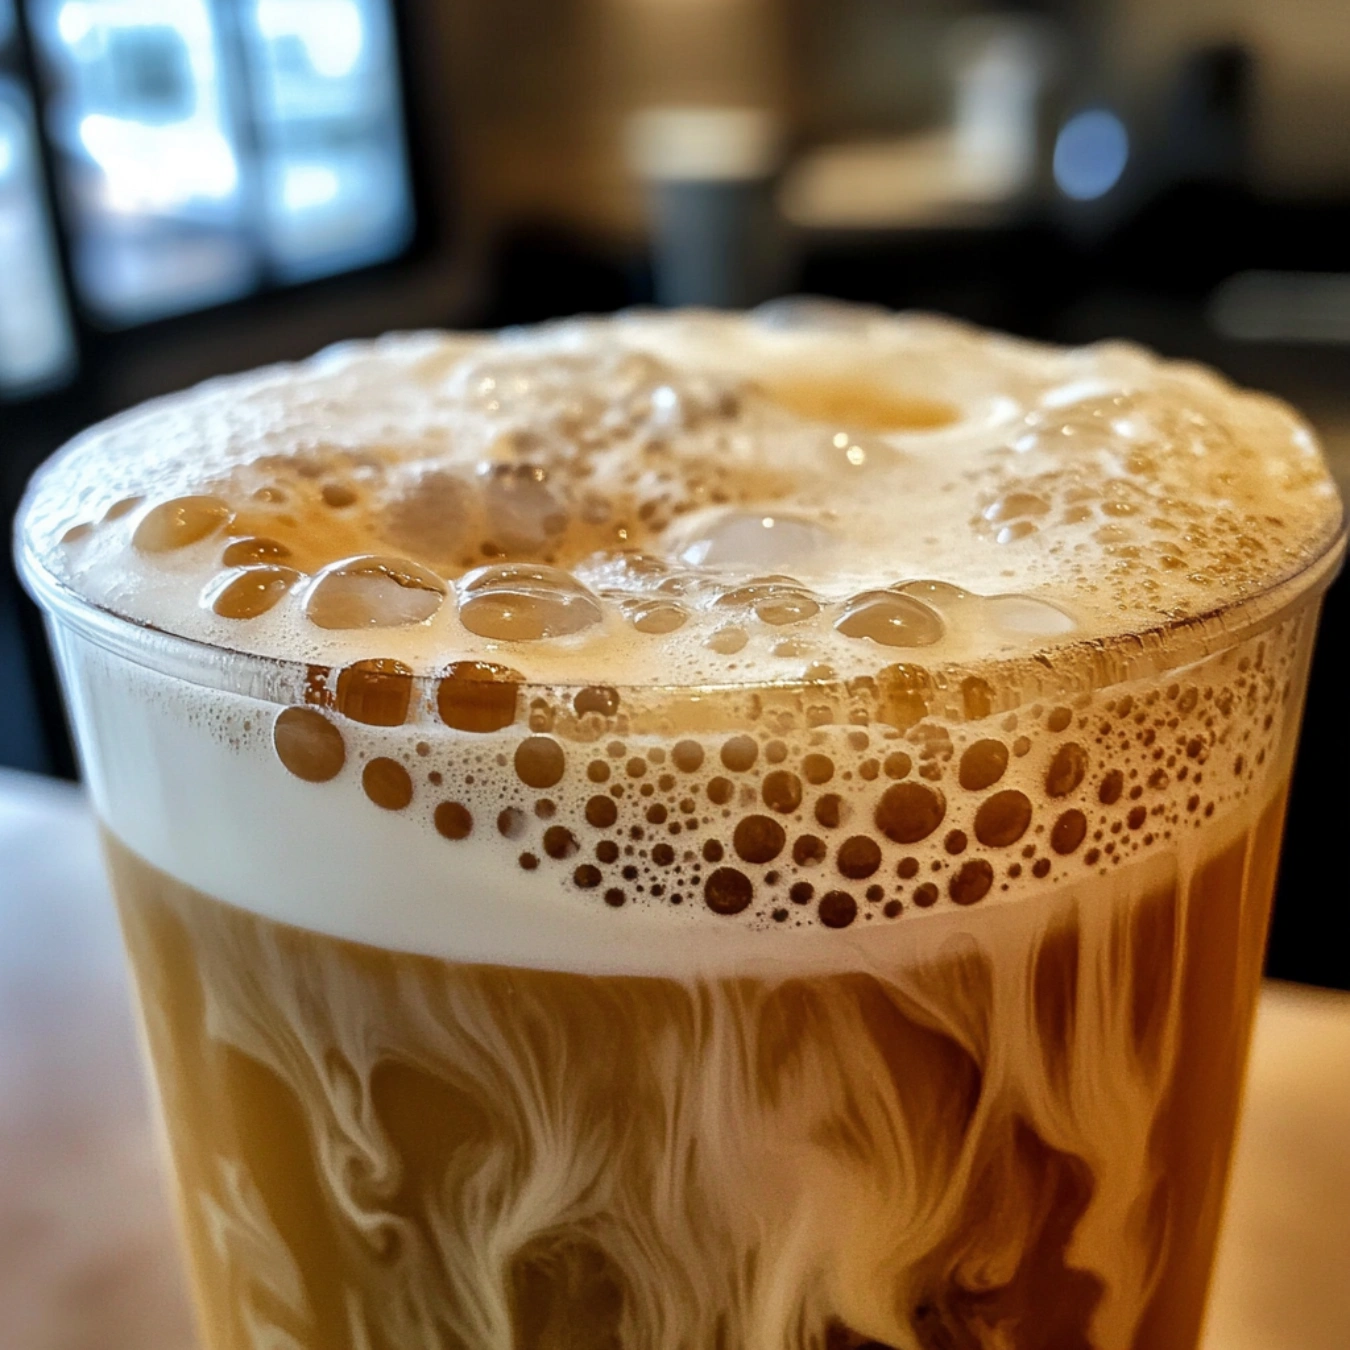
{"left": 304, "top": 556, "right": 447, "bottom": 629}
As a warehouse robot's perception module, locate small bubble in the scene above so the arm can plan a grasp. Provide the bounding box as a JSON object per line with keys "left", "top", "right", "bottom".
{"left": 673, "top": 740, "right": 705, "bottom": 772}
{"left": 321, "top": 482, "right": 357, "bottom": 508}
{"left": 102, "top": 496, "right": 143, "bottom": 521}
{"left": 835, "top": 592, "right": 944, "bottom": 648}
{"left": 586, "top": 795, "right": 618, "bottom": 828}
{"left": 273, "top": 707, "right": 345, "bottom": 782}
{"left": 961, "top": 676, "right": 994, "bottom": 720}
{"left": 897, "top": 856, "right": 920, "bottom": 879}
{"left": 574, "top": 864, "right": 602, "bottom": 888}
{"left": 437, "top": 662, "right": 523, "bottom": 732}
{"left": 733, "top": 815, "right": 786, "bottom": 864}
{"left": 974, "top": 790, "right": 1033, "bottom": 847}
{"left": 717, "top": 581, "right": 821, "bottom": 627}
{"left": 837, "top": 836, "right": 881, "bottom": 879}
{"left": 705, "top": 867, "right": 753, "bottom": 915}
{"left": 458, "top": 563, "right": 602, "bottom": 641}
{"left": 949, "top": 860, "right": 993, "bottom": 905}
{"left": 336, "top": 659, "right": 414, "bottom": 727}
{"left": 793, "top": 835, "right": 826, "bottom": 866}
{"left": 133, "top": 495, "right": 232, "bottom": 553}
{"left": 604, "top": 888, "right": 627, "bottom": 907}
{"left": 626, "top": 599, "right": 688, "bottom": 634}
{"left": 1046, "top": 743, "right": 1089, "bottom": 797}
{"left": 498, "top": 807, "right": 526, "bottom": 838}
{"left": 434, "top": 802, "right": 473, "bottom": 840}
{"left": 1051, "top": 809, "right": 1087, "bottom": 854}
{"left": 803, "top": 753, "right": 834, "bottom": 785}
{"left": 706, "top": 626, "right": 749, "bottom": 655}
{"left": 913, "top": 882, "right": 939, "bottom": 907}
{"left": 206, "top": 565, "right": 302, "bottom": 619}
{"left": 958, "top": 739, "right": 1008, "bottom": 791}
{"left": 983, "top": 594, "right": 1077, "bottom": 637}
{"left": 574, "top": 685, "right": 620, "bottom": 717}
{"left": 721, "top": 735, "right": 759, "bottom": 772}
{"left": 363, "top": 758, "right": 413, "bottom": 810}
{"left": 814, "top": 794, "right": 844, "bottom": 829}
{"left": 983, "top": 491, "right": 1050, "bottom": 524}
{"left": 61, "top": 523, "right": 93, "bottom": 545}
{"left": 543, "top": 826, "right": 579, "bottom": 859}
{"left": 222, "top": 536, "right": 292, "bottom": 566}
{"left": 875, "top": 782, "right": 945, "bottom": 843}
{"left": 1047, "top": 706, "right": 1073, "bottom": 733}
{"left": 818, "top": 891, "right": 858, "bottom": 928}
{"left": 305, "top": 555, "right": 446, "bottom": 629}
{"left": 515, "top": 737, "right": 566, "bottom": 789}
{"left": 680, "top": 512, "right": 837, "bottom": 571}
{"left": 762, "top": 770, "right": 803, "bottom": 813}
{"left": 883, "top": 752, "right": 912, "bottom": 780}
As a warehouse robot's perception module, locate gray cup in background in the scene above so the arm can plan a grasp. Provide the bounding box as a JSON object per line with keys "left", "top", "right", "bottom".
{"left": 626, "top": 106, "right": 791, "bottom": 309}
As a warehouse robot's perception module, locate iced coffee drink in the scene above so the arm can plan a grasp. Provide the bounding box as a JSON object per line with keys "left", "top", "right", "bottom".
{"left": 17, "top": 305, "right": 1343, "bottom": 1349}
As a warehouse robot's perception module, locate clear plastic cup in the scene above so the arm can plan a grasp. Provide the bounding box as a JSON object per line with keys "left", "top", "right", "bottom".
{"left": 16, "top": 360, "right": 1344, "bottom": 1350}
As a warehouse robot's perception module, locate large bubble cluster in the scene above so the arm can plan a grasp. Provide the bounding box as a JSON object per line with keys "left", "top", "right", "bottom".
{"left": 31, "top": 306, "right": 1339, "bottom": 688}
{"left": 256, "top": 610, "right": 1307, "bottom": 929}
{"left": 20, "top": 306, "right": 1340, "bottom": 932}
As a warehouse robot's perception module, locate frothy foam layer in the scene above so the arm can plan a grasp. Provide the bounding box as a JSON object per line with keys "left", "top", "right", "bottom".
{"left": 52, "top": 595, "right": 1318, "bottom": 966}
{"left": 21, "top": 305, "right": 1342, "bottom": 958}
{"left": 22, "top": 305, "right": 1342, "bottom": 685}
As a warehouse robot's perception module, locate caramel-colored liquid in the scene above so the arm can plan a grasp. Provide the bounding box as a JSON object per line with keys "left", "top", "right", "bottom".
{"left": 106, "top": 789, "right": 1285, "bottom": 1350}
{"left": 765, "top": 377, "right": 957, "bottom": 431}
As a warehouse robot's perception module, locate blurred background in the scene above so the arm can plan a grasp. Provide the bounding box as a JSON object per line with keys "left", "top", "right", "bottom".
{"left": 1, "top": 0, "right": 1347, "bottom": 986}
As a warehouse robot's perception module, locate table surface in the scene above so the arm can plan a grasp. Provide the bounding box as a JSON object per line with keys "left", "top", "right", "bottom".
{"left": 2, "top": 766, "right": 1348, "bottom": 1350}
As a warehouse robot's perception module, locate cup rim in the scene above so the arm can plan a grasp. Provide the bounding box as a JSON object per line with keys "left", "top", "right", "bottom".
{"left": 16, "top": 493, "right": 1345, "bottom": 717}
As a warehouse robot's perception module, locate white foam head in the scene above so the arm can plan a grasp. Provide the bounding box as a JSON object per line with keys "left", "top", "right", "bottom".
{"left": 18, "top": 304, "right": 1343, "bottom": 968}
{"left": 21, "top": 305, "right": 1341, "bottom": 684}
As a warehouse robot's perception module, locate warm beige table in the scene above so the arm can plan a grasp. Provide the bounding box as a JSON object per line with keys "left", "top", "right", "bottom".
{"left": 2, "top": 766, "right": 1348, "bottom": 1350}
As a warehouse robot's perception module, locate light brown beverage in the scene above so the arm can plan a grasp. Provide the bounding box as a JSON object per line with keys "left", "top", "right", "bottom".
{"left": 18, "top": 307, "right": 1343, "bottom": 1349}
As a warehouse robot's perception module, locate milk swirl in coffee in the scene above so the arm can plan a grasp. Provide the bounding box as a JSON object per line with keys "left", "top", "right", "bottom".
{"left": 19, "top": 305, "right": 1343, "bottom": 1349}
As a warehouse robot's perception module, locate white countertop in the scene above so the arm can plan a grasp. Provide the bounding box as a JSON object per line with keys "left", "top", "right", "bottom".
{"left": 2, "top": 766, "right": 1347, "bottom": 1350}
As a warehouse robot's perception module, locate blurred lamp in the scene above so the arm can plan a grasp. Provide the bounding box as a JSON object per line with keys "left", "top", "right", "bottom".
{"left": 1053, "top": 108, "right": 1129, "bottom": 201}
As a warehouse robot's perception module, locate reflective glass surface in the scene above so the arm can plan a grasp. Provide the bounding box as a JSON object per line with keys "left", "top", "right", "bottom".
{"left": 24, "top": 0, "right": 413, "bottom": 325}
{"left": 0, "top": 64, "right": 76, "bottom": 390}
